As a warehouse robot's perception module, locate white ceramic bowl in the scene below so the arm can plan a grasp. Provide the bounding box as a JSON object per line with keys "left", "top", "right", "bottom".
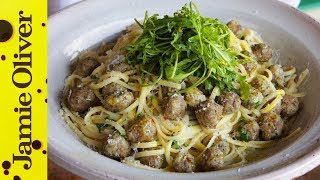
{"left": 48, "top": 0, "right": 320, "bottom": 179}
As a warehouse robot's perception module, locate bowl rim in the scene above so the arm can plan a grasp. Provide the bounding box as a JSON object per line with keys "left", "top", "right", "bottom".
{"left": 48, "top": 0, "right": 320, "bottom": 179}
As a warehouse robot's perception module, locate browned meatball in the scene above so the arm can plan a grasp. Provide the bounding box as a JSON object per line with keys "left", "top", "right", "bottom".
{"left": 185, "top": 87, "right": 206, "bottom": 108}
{"left": 195, "top": 100, "right": 223, "bottom": 129}
{"left": 243, "top": 62, "right": 258, "bottom": 74}
{"left": 269, "top": 65, "right": 284, "bottom": 88}
{"left": 103, "top": 90, "right": 134, "bottom": 112}
{"left": 102, "top": 83, "right": 126, "bottom": 96}
{"left": 163, "top": 94, "right": 187, "bottom": 120}
{"left": 139, "top": 154, "right": 164, "bottom": 168}
{"left": 251, "top": 77, "right": 273, "bottom": 96}
{"left": 73, "top": 56, "right": 100, "bottom": 77}
{"left": 102, "top": 132, "right": 131, "bottom": 159}
{"left": 108, "top": 61, "right": 132, "bottom": 72}
{"left": 281, "top": 95, "right": 299, "bottom": 117}
{"left": 247, "top": 88, "right": 264, "bottom": 107}
{"left": 200, "top": 140, "right": 230, "bottom": 171}
{"left": 214, "top": 139, "right": 230, "bottom": 155}
{"left": 173, "top": 151, "right": 195, "bottom": 173}
{"left": 259, "top": 113, "right": 284, "bottom": 140}
{"left": 216, "top": 91, "right": 241, "bottom": 114}
{"left": 232, "top": 120, "right": 260, "bottom": 141}
{"left": 251, "top": 43, "right": 273, "bottom": 63}
{"left": 126, "top": 116, "right": 157, "bottom": 143}
{"left": 68, "top": 86, "right": 98, "bottom": 112}
{"left": 227, "top": 20, "right": 242, "bottom": 38}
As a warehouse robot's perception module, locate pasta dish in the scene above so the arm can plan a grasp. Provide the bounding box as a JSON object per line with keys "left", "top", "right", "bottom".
{"left": 60, "top": 3, "right": 308, "bottom": 172}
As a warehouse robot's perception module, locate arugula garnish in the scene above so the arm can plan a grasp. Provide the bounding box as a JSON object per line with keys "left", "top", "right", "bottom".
{"left": 126, "top": 2, "right": 251, "bottom": 99}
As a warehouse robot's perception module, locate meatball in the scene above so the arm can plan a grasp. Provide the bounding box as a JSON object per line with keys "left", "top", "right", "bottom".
{"left": 247, "top": 88, "right": 264, "bottom": 107}
{"left": 281, "top": 95, "right": 299, "bottom": 117}
{"left": 103, "top": 90, "right": 134, "bottom": 112}
{"left": 68, "top": 86, "right": 98, "bottom": 112}
{"left": 269, "top": 65, "right": 284, "bottom": 88}
{"left": 185, "top": 87, "right": 206, "bottom": 108}
{"left": 139, "top": 153, "right": 164, "bottom": 168}
{"left": 200, "top": 140, "right": 230, "bottom": 171}
{"left": 251, "top": 77, "right": 273, "bottom": 96}
{"left": 216, "top": 91, "right": 241, "bottom": 114}
{"left": 227, "top": 20, "right": 242, "bottom": 38}
{"left": 214, "top": 139, "right": 230, "bottom": 155}
{"left": 232, "top": 120, "right": 260, "bottom": 141}
{"left": 195, "top": 100, "right": 223, "bottom": 129}
{"left": 259, "top": 113, "right": 284, "bottom": 140}
{"left": 251, "top": 43, "right": 273, "bottom": 63}
{"left": 102, "top": 83, "right": 126, "bottom": 96}
{"left": 108, "top": 61, "right": 132, "bottom": 72}
{"left": 173, "top": 151, "right": 196, "bottom": 173}
{"left": 243, "top": 62, "right": 258, "bottom": 74}
{"left": 126, "top": 116, "right": 157, "bottom": 143}
{"left": 163, "top": 94, "right": 187, "bottom": 120}
{"left": 102, "top": 132, "right": 131, "bottom": 159}
{"left": 73, "top": 56, "right": 100, "bottom": 77}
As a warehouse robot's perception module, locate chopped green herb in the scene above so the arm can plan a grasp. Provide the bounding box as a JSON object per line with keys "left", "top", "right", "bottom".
{"left": 150, "top": 95, "right": 155, "bottom": 101}
{"left": 126, "top": 2, "right": 251, "bottom": 98}
{"left": 137, "top": 112, "right": 143, "bottom": 118}
{"left": 254, "top": 100, "right": 261, "bottom": 106}
{"left": 237, "top": 126, "right": 249, "bottom": 142}
{"left": 172, "top": 140, "right": 181, "bottom": 149}
{"left": 90, "top": 75, "right": 98, "bottom": 80}
{"left": 96, "top": 123, "right": 107, "bottom": 133}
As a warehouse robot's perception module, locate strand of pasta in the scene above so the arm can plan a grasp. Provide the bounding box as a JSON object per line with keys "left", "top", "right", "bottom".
{"left": 131, "top": 141, "right": 159, "bottom": 149}
{"left": 165, "top": 140, "right": 173, "bottom": 166}
{"left": 137, "top": 85, "right": 153, "bottom": 115}
{"left": 60, "top": 102, "right": 85, "bottom": 126}
{"left": 159, "top": 79, "right": 182, "bottom": 89}
{"left": 119, "top": 100, "right": 139, "bottom": 114}
{"left": 247, "top": 67, "right": 258, "bottom": 82}
{"left": 122, "top": 157, "right": 164, "bottom": 172}
{"left": 237, "top": 64, "right": 247, "bottom": 76}
{"left": 263, "top": 68, "right": 273, "bottom": 82}
{"left": 223, "top": 135, "right": 272, "bottom": 148}
{"left": 90, "top": 76, "right": 125, "bottom": 89}
{"left": 296, "top": 69, "right": 309, "bottom": 88}
{"left": 60, "top": 109, "right": 102, "bottom": 147}
{"left": 80, "top": 125, "right": 106, "bottom": 140}
{"left": 283, "top": 67, "right": 296, "bottom": 76}
{"left": 260, "top": 89, "right": 285, "bottom": 114}
{"left": 113, "top": 80, "right": 140, "bottom": 91}
{"left": 209, "top": 86, "right": 221, "bottom": 100}
{"left": 134, "top": 149, "right": 165, "bottom": 158}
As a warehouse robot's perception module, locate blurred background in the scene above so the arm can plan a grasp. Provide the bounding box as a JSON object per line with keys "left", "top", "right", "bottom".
{"left": 48, "top": 0, "right": 320, "bottom": 20}
{"left": 48, "top": 0, "right": 320, "bottom": 179}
